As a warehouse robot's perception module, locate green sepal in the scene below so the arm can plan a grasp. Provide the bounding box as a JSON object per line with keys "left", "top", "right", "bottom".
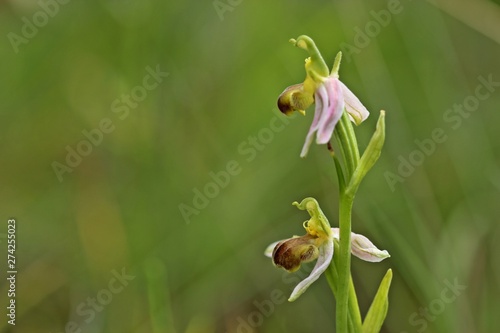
{"left": 331, "top": 51, "right": 342, "bottom": 77}
{"left": 290, "top": 35, "right": 329, "bottom": 78}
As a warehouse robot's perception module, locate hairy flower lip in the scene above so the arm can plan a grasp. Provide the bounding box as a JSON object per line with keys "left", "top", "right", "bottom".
{"left": 271, "top": 234, "right": 320, "bottom": 272}
{"left": 288, "top": 235, "right": 333, "bottom": 301}
{"left": 277, "top": 83, "right": 313, "bottom": 116}
{"left": 277, "top": 97, "right": 293, "bottom": 115}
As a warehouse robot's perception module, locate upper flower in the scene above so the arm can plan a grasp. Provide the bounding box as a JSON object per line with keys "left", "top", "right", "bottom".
{"left": 264, "top": 198, "right": 389, "bottom": 302}
{"left": 277, "top": 35, "right": 370, "bottom": 157}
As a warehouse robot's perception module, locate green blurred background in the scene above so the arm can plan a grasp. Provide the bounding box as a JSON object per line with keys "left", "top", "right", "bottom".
{"left": 1, "top": 0, "right": 500, "bottom": 332}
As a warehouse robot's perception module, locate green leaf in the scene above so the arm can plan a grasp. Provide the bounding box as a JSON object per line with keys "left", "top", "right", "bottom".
{"left": 362, "top": 269, "right": 393, "bottom": 333}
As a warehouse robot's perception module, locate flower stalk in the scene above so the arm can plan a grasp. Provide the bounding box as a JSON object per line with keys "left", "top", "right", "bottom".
{"left": 267, "top": 35, "right": 391, "bottom": 333}
{"left": 337, "top": 192, "right": 355, "bottom": 332}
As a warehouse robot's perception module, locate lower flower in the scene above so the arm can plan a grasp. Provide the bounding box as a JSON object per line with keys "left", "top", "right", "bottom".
{"left": 264, "top": 198, "right": 389, "bottom": 301}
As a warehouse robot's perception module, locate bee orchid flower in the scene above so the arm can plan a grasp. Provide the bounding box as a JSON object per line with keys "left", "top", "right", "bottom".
{"left": 277, "top": 35, "right": 370, "bottom": 157}
{"left": 264, "top": 198, "right": 389, "bottom": 302}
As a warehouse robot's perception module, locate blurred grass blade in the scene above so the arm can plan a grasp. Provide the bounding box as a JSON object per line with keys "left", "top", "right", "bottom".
{"left": 145, "top": 258, "right": 177, "bottom": 333}
{"left": 362, "top": 269, "right": 392, "bottom": 333}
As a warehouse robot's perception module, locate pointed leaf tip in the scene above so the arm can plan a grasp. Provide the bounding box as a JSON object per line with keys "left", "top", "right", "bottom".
{"left": 362, "top": 269, "right": 393, "bottom": 333}
{"left": 347, "top": 110, "right": 386, "bottom": 195}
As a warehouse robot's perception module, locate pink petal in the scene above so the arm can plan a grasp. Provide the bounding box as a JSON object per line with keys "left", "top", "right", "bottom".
{"left": 339, "top": 81, "right": 369, "bottom": 125}
{"left": 300, "top": 85, "right": 326, "bottom": 157}
{"left": 316, "top": 77, "right": 344, "bottom": 144}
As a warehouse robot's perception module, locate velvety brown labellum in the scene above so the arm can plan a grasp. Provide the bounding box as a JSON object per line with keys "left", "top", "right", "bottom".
{"left": 272, "top": 234, "right": 319, "bottom": 272}
{"left": 277, "top": 83, "right": 313, "bottom": 115}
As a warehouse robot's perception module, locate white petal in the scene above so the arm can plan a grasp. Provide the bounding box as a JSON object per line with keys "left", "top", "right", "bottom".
{"left": 288, "top": 238, "right": 334, "bottom": 302}
{"left": 264, "top": 241, "right": 281, "bottom": 258}
{"left": 351, "top": 232, "right": 390, "bottom": 262}
{"left": 316, "top": 78, "right": 344, "bottom": 144}
{"left": 339, "top": 81, "right": 369, "bottom": 125}
{"left": 330, "top": 227, "right": 340, "bottom": 240}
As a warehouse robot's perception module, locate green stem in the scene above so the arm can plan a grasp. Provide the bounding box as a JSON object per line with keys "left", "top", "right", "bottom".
{"left": 333, "top": 109, "right": 361, "bottom": 332}
{"left": 332, "top": 107, "right": 365, "bottom": 332}
{"left": 349, "top": 275, "right": 362, "bottom": 332}
{"left": 328, "top": 240, "right": 362, "bottom": 333}
{"left": 327, "top": 246, "right": 352, "bottom": 331}
{"left": 336, "top": 193, "right": 354, "bottom": 333}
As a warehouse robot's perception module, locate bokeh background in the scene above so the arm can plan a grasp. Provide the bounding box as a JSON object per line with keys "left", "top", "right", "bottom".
{"left": 1, "top": 0, "right": 500, "bottom": 332}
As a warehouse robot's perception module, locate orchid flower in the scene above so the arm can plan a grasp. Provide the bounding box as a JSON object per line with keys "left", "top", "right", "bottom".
{"left": 264, "top": 198, "right": 389, "bottom": 302}
{"left": 277, "top": 35, "right": 370, "bottom": 157}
